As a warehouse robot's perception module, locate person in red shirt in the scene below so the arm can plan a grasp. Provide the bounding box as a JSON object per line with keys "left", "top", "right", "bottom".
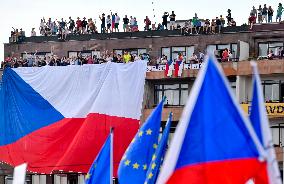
{"left": 144, "top": 16, "right": 151, "bottom": 31}
{"left": 248, "top": 12, "right": 256, "bottom": 30}
{"left": 222, "top": 49, "right": 229, "bottom": 62}
{"left": 76, "top": 17, "right": 82, "bottom": 34}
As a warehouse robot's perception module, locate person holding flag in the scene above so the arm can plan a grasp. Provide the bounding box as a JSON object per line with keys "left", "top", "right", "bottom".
{"left": 157, "top": 56, "right": 268, "bottom": 184}
{"left": 85, "top": 128, "right": 113, "bottom": 184}
{"left": 174, "top": 53, "right": 184, "bottom": 77}
{"left": 118, "top": 98, "right": 165, "bottom": 184}
{"left": 144, "top": 112, "right": 172, "bottom": 184}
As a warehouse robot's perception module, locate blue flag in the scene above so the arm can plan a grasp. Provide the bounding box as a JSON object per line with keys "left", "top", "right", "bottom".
{"left": 85, "top": 131, "right": 113, "bottom": 184}
{"left": 250, "top": 63, "right": 281, "bottom": 184}
{"left": 118, "top": 98, "right": 165, "bottom": 184}
{"left": 145, "top": 112, "right": 172, "bottom": 184}
{"left": 157, "top": 56, "right": 267, "bottom": 184}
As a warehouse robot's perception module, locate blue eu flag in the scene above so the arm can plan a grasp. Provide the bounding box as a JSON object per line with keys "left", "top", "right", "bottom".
{"left": 118, "top": 98, "right": 165, "bottom": 184}
{"left": 145, "top": 112, "right": 172, "bottom": 184}
{"left": 85, "top": 131, "right": 113, "bottom": 184}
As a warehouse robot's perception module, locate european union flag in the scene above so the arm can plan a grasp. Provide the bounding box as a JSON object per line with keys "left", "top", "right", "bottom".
{"left": 157, "top": 56, "right": 267, "bottom": 184}
{"left": 144, "top": 112, "right": 172, "bottom": 184}
{"left": 85, "top": 131, "right": 113, "bottom": 184}
{"left": 118, "top": 98, "right": 165, "bottom": 184}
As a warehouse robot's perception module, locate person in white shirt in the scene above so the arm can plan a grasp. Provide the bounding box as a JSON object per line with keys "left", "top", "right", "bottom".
{"left": 31, "top": 28, "right": 36, "bottom": 36}
{"left": 106, "top": 15, "right": 112, "bottom": 33}
{"left": 114, "top": 13, "right": 120, "bottom": 32}
{"left": 130, "top": 16, "right": 135, "bottom": 32}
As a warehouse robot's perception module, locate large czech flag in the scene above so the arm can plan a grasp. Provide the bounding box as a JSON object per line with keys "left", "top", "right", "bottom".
{"left": 157, "top": 56, "right": 269, "bottom": 184}
{"left": 0, "top": 61, "right": 147, "bottom": 175}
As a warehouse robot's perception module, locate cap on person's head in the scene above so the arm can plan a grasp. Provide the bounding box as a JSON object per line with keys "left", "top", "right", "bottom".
{"left": 102, "top": 13, "right": 105, "bottom": 16}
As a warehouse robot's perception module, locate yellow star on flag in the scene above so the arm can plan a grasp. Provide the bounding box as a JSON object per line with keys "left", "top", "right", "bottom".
{"left": 143, "top": 164, "right": 147, "bottom": 170}
{"left": 138, "top": 131, "right": 143, "bottom": 137}
{"left": 148, "top": 172, "right": 153, "bottom": 179}
{"left": 146, "top": 129, "right": 152, "bottom": 135}
{"left": 124, "top": 160, "right": 131, "bottom": 166}
{"left": 133, "top": 163, "right": 140, "bottom": 169}
{"left": 152, "top": 154, "right": 156, "bottom": 161}
{"left": 153, "top": 143, "right": 158, "bottom": 149}
{"left": 151, "top": 163, "right": 156, "bottom": 169}
{"left": 86, "top": 173, "right": 91, "bottom": 179}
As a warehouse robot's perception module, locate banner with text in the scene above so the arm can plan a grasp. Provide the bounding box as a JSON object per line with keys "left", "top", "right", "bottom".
{"left": 241, "top": 103, "right": 284, "bottom": 116}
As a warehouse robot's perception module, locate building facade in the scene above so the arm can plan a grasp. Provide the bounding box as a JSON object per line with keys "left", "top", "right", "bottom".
{"left": 2, "top": 23, "right": 284, "bottom": 183}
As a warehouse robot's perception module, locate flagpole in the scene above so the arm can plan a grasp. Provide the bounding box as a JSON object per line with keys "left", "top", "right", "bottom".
{"left": 110, "top": 127, "right": 114, "bottom": 184}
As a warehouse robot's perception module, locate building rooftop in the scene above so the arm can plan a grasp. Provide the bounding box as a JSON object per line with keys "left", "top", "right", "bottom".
{"left": 7, "top": 23, "right": 284, "bottom": 44}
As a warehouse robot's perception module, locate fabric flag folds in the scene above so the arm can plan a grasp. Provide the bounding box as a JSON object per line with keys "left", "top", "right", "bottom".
{"left": 165, "top": 60, "right": 173, "bottom": 77}
{"left": 85, "top": 130, "right": 113, "bottom": 184}
{"left": 118, "top": 98, "right": 164, "bottom": 184}
{"left": 0, "top": 61, "right": 147, "bottom": 174}
{"left": 144, "top": 112, "right": 172, "bottom": 184}
{"left": 157, "top": 56, "right": 268, "bottom": 184}
{"left": 250, "top": 62, "right": 281, "bottom": 184}
{"left": 174, "top": 60, "right": 183, "bottom": 77}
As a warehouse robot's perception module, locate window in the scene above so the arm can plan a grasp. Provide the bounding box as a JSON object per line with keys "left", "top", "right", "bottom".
{"left": 206, "top": 45, "right": 216, "bottom": 55}
{"left": 22, "top": 52, "right": 51, "bottom": 60}
{"left": 172, "top": 47, "right": 186, "bottom": 62}
{"left": 230, "top": 81, "right": 236, "bottom": 95}
{"left": 138, "top": 49, "right": 147, "bottom": 55}
{"left": 154, "top": 84, "right": 189, "bottom": 106}
{"left": 262, "top": 80, "right": 282, "bottom": 102}
{"left": 217, "top": 44, "right": 230, "bottom": 50}
{"left": 68, "top": 50, "right": 96, "bottom": 58}
{"left": 207, "top": 43, "right": 238, "bottom": 60}
{"left": 68, "top": 52, "right": 78, "bottom": 58}
{"left": 162, "top": 48, "right": 171, "bottom": 60}
{"left": 186, "top": 47, "right": 195, "bottom": 61}
{"left": 258, "top": 43, "right": 268, "bottom": 57}
{"left": 114, "top": 48, "right": 147, "bottom": 56}
{"left": 231, "top": 44, "right": 238, "bottom": 59}
{"left": 258, "top": 42, "right": 284, "bottom": 56}
{"left": 161, "top": 46, "right": 194, "bottom": 63}
{"left": 271, "top": 124, "right": 284, "bottom": 147}
{"left": 92, "top": 51, "right": 101, "bottom": 58}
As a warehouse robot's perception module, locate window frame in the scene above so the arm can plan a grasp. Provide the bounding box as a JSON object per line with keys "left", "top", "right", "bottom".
{"left": 258, "top": 41, "right": 284, "bottom": 57}
{"left": 262, "top": 80, "right": 282, "bottom": 102}
{"left": 161, "top": 46, "right": 195, "bottom": 63}
{"left": 206, "top": 43, "right": 238, "bottom": 61}
{"left": 154, "top": 83, "right": 189, "bottom": 106}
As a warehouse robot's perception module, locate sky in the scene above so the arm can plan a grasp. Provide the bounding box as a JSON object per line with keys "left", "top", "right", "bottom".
{"left": 0, "top": 0, "right": 282, "bottom": 61}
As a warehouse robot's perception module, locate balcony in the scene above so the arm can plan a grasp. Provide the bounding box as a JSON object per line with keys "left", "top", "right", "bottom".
{"left": 237, "top": 59, "right": 284, "bottom": 75}
{"left": 146, "top": 62, "right": 237, "bottom": 80}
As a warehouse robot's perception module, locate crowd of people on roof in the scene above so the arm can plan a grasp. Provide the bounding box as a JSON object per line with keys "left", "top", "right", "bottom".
{"left": 248, "top": 3, "right": 284, "bottom": 29}
{"left": 10, "top": 3, "right": 284, "bottom": 43}
{"left": 10, "top": 9, "right": 238, "bottom": 42}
